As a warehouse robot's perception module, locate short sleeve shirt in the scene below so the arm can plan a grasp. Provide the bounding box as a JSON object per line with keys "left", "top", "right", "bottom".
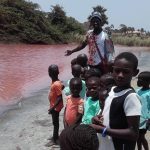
{"left": 64, "top": 79, "right": 86, "bottom": 99}
{"left": 65, "top": 95, "right": 84, "bottom": 126}
{"left": 82, "top": 97, "right": 100, "bottom": 124}
{"left": 99, "top": 87, "right": 141, "bottom": 150}
{"left": 48, "top": 80, "right": 63, "bottom": 112}
{"left": 137, "top": 89, "right": 150, "bottom": 129}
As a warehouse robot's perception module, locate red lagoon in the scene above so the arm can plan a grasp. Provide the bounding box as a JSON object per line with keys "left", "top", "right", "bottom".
{"left": 0, "top": 44, "right": 149, "bottom": 113}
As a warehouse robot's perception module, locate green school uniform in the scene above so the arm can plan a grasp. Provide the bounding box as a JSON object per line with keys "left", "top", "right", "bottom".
{"left": 82, "top": 97, "right": 101, "bottom": 124}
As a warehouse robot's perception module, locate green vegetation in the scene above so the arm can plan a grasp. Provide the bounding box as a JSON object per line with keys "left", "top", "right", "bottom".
{"left": 112, "top": 34, "right": 150, "bottom": 47}
{"left": 0, "top": 0, "right": 85, "bottom": 44}
{"left": 1, "top": 0, "right": 150, "bottom": 46}
{"left": 105, "top": 24, "right": 150, "bottom": 47}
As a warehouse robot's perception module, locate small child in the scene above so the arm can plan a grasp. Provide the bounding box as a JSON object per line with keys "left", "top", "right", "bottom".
{"left": 71, "top": 58, "right": 77, "bottom": 66}
{"left": 64, "top": 78, "right": 84, "bottom": 127}
{"left": 76, "top": 53, "right": 89, "bottom": 80}
{"left": 64, "top": 64, "right": 86, "bottom": 99}
{"left": 99, "top": 73, "right": 115, "bottom": 112}
{"left": 82, "top": 76, "right": 101, "bottom": 124}
{"left": 84, "top": 68, "right": 102, "bottom": 81}
{"left": 91, "top": 52, "right": 141, "bottom": 150}
{"left": 46, "top": 64, "right": 64, "bottom": 147}
{"left": 136, "top": 71, "right": 150, "bottom": 150}
{"left": 59, "top": 124, "right": 99, "bottom": 150}
{"left": 92, "top": 74, "right": 115, "bottom": 129}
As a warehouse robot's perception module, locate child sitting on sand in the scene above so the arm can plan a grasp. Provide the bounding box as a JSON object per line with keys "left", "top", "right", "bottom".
{"left": 64, "top": 77, "right": 84, "bottom": 128}
{"left": 45, "top": 64, "right": 64, "bottom": 147}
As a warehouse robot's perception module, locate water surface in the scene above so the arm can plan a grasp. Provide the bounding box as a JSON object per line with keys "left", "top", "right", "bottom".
{"left": 0, "top": 44, "right": 149, "bottom": 114}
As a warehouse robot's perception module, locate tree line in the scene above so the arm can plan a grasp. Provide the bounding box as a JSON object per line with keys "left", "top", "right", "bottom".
{"left": 0, "top": 0, "right": 149, "bottom": 46}
{"left": 0, "top": 0, "right": 85, "bottom": 44}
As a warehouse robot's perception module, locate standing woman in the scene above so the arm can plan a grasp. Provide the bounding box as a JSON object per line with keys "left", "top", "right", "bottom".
{"left": 65, "top": 12, "right": 114, "bottom": 74}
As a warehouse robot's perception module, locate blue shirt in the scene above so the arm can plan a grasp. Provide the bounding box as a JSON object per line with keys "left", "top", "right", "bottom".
{"left": 137, "top": 88, "right": 150, "bottom": 129}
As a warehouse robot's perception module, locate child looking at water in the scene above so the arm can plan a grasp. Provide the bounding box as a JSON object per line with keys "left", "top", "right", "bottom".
{"left": 82, "top": 76, "right": 101, "bottom": 124}
{"left": 92, "top": 52, "right": 141, "bottom": 150}
{"left": 46, "top": 64, "right": 64, "bottom": 147}
{"left": 64, "top": 78, "right": 84, "bottom": 127}
{"left": 136, "top": 71, "right": 150, "bottom": 150}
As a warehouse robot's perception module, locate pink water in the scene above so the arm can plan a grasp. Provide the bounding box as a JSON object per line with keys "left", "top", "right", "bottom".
{"left": 0, "top": 44, "right": 149, "bottom": 114}
{"left": 0, "top": 44, "right": 87, "bottom": 111}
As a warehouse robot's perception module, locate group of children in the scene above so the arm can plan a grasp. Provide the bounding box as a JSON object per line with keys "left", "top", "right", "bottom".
{"left": 46, "top": 52, "right": 150, "bottom": 150}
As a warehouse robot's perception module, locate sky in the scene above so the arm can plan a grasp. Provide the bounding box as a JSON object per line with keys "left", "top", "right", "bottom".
{"left": 29, "top": 0, "right": 150, "bottom": 31}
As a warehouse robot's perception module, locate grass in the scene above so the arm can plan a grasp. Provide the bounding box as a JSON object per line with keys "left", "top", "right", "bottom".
{"left": 112, "top": 34, "right": 150, "bottom": 47}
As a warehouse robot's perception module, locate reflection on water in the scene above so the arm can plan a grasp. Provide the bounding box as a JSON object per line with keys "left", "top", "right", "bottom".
{"left": 0, "top": 44, "right": 149, "bottom": 113}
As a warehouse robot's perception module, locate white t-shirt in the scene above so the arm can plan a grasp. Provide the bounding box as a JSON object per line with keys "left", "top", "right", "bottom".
{"left": 86, "top": 30, "right": 114, "bottom": 66}
{"left": 98, "top": 87, "right": 141, "bottom": 150}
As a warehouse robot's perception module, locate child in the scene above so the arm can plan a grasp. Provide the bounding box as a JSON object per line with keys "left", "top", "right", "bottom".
{"left": 76, "top": 53, "right": 89, "bottom": 80}
{"left": 64, "top": 78, "right": 84, "bottom": 127}
{"left": 99, "top": 73, "right": 115, "bottom": 90}
{"left": 64, "top": 64, "right": 86, "bottom": 99}
{"left": 76, "top": 53, "right": 88, "bottom": 68}
{"left": 59, "top": 124, "right": 99, "bottom": 150}
{"left": 71, "top": 58, "right": 77, "bottom": 66}
{"left": 99, "top": 73, "right": 115, "bottom": 111}
{"left": 82, "top": 76, "right": 101, "bottom": 124}
{"left": 136, "top": 71, "right": 150, "bottom": 150}
{"left": 91, "top": 52, "right": 141, "bottom": 150}
{"left": 92, "top": 74, "right": 115, "bottom": 132}
{"left": 46, "top": 64, "right": 64, "bottom": 147}
{"left": 84, "top": 68, "right": 102, "bottom": 82}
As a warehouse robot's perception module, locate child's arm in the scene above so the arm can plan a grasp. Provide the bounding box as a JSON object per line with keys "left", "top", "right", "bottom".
{"left": 91, "top": 115, "right": 140, "bottom": 141}
{"left": 63, "top": 107, "right": 68, "bottom": 128}
{"left": 74, "top": 114, "right": 83, "bottom": 125}
{"left": 48, "top": 95, "right": 63, "bottom": 114}
{"left": 92, "top": 115, "right": 104, "bottom": 126}
{"left": 74, "top": 103, "right": 84, "bottom": 125}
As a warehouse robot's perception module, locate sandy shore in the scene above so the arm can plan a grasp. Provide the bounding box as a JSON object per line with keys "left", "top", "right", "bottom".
{"left": 0, "top": 87, "right": 149, "bottom": 150}
{"left": 0, "top": 88, "right": 64, "bottom": 150}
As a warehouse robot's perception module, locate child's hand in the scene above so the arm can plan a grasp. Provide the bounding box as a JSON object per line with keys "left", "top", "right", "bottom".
{"left": 65, "top": 50, "right": 72, "bottom": 56}
{"left": 92, "top": 115, "right": 104, "bottom": 126}
{"left": 48, "top": 108, "right": 54, "bottom": 114}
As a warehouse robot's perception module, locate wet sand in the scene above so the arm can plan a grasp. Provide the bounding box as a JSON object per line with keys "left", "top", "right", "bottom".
{"left": 0, "top": 88, "right": 63, "bottom": 150}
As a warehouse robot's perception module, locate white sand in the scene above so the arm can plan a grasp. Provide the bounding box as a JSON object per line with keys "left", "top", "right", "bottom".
{"left": 0, "top": 88, "right": 64, "bottom": 150}
{"left": 0, "top": 87, "right": 149, "bottom": 150}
